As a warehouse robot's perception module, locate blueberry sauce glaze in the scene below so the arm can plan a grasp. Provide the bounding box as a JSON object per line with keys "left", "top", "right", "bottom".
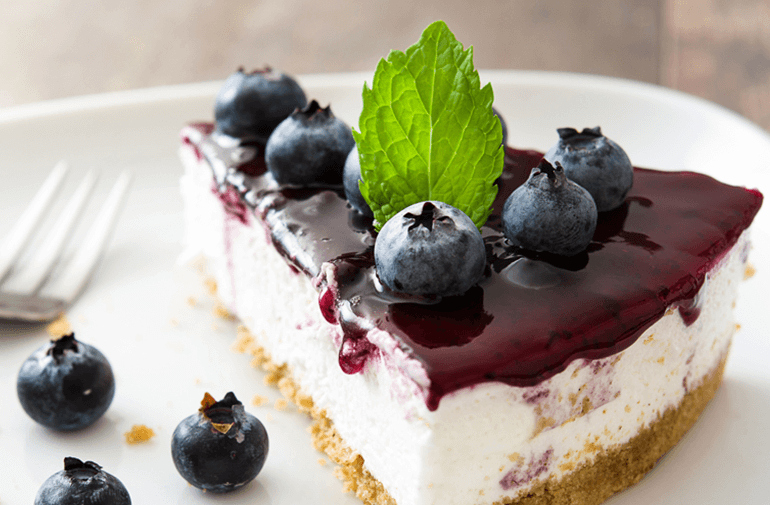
{"left": 182, "top": 124, "right": 763, "bottom": 411}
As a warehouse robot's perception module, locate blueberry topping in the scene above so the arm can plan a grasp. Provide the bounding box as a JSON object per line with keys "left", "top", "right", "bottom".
{"left": 215, "top": 67, "right": 307, "bottom": 141}
{"left": 34, "top": 457, "right": 131, "bottom": 505}
{"left": 502, "top": 159, "right": 597, "bottom": 256}
{"left": 493, "top": 107, "right": 508, "bottom": 146}
{"left": 17, "top": 333, "right": 115, "bottom": 431}
{"left": 375, "top": 201, "right": 486, "bottom": 297}
{"left": 171, "top": 392, "right": 269, "bottom": 493}
{"left": 265, "top": 100, "right": 355, "bottom": 186}
{"left": 343, "top": 145, "right": 373, "bottom": 216}
{"left": 544, "top": 126, "right": 633, "bottom": 212}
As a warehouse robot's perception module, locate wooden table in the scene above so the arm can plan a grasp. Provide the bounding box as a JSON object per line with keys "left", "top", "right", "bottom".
{"left": 1, "top": 0, "right": 768, "bottom": 131}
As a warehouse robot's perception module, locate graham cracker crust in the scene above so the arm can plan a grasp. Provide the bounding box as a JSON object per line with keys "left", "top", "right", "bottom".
{"left": 232, "top": 323, "right": 728, "bottom": 505}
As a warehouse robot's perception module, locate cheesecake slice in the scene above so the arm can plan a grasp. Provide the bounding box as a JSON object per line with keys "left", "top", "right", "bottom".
{"left": 179, "top": 121, "right": 762, "bottom": 505}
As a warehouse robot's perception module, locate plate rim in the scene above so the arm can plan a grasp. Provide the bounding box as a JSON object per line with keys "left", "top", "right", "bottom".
{"left": 1, "top": 70, "right": 768, "bottom": 149}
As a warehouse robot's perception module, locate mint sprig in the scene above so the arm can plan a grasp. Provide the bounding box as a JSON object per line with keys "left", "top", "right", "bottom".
{"left": 353, "top": 20, "right": 504, "bottom": 230}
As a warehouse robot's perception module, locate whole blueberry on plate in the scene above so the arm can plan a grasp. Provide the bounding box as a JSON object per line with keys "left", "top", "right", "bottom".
{"left": 343, "top": 145, "right": 373, "bottom": 217}
{"left": 544, "top": 126, "right": 633, "bottom": 212}
{"left": 502, "top": 159, "right": 597, "bottom": 257}
{"left": 374, "top": 201, "right": 486, "bottom": 297}
{"left": 35, "top": 457, "right": 131, "bottom": 505}
{"left": 17, "top": 333, "right": 115, "bottom": 431}
{"left": 265, "top": 100, "right": 355, "bottom": 186}
{"left": 171, "top": 392, "right": 269, "bottom": 493}
{"left": 215, "top": 67, "right": 307, "bottom": 141}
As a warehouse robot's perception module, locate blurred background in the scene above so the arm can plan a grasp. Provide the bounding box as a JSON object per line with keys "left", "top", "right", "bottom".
{"left": 1, "top": 0, "right": 768, "bottom": 130}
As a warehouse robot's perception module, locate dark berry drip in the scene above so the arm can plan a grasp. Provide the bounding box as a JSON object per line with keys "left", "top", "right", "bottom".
{"left": 216, "top": 184, "right": 250, "bottom": 225}
{"left": 338, "top": 323, "right": 378, "bottom": 374}
{"left": 184, "top": 123, "right": 764, "bottom": 411}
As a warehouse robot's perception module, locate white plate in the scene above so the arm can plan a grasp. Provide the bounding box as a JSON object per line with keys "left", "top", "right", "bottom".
{"left": 0, "top": 71, "right": 768, "bottom": 504}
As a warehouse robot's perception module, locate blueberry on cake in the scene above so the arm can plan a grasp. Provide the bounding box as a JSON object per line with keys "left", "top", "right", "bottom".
{"left": 179, "top": 21, "right": 763, "bottom": 505}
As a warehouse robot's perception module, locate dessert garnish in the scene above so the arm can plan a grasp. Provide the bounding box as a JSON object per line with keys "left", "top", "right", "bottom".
{"left": 34, "top": 457, "right": 131, "bottom": 505}
{"left": 214, "top": 67, "right": 307, "bottom": 141}
{"left": 374, "top": 200, "right": 486, "bottom": 296}
{"left": 171, "top": 391, "right": 269, "bottom": 493}
{"left": 17, "top": 333, "right": 115, "bottom": 431}
{"left": 354, "top": 20, "right": 504, "bottom": 230}
{"left": 265, "top": 99, "right": 355, "bottom": 186}
{"left": 544, "top": 126, "right": 633, "bottom": 212}
{"left": 502, "top": 159, "right": 598, "bottom": 256}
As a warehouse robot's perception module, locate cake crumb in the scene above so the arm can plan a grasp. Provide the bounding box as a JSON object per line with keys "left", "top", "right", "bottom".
{"left": 625, "top": 405, "right": 632, "bottom": 413}
{"left": 252, "top": 395, "right": 268, "bottom": 407}
{"left": 232, "top": 328, "right": 256, "bottom": 353}
{"left": 643, "top": 334, "right": 654, "bottom": 345}
{"left": 275, "top": 398, "right": 289, "bottom": 411}
{"left": 656, "top": 356, "right": 665, "bottom": 365}
{"left": 212, "top": 302, "right": 235, "bottom": 321}
{"left": 533, "top": 416, "right": 556, "bottom": 437}
{"left": 124, "top": 424, "right": 155, "bottom": 444}
{"left": 204, "top": 277, "right": 218, "bottom": 296}
{"left": 744, "top": 263, "right": 756, "bottom": 280}
{"left": 318, "top": 458, "right": 328, "bottom": 466}
{"left": 581, "top": 397, "right": 593, "bottom": 415}
{"left": 186, "top": 296, "right": 198, "bottom": 307}
{"left": 46, "top": 313, "right": 72, "bottom": 338}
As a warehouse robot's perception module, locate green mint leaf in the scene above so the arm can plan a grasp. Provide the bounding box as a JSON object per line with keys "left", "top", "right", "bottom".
{"left": 353, "top": 20, "right": 504, "bottom": 230}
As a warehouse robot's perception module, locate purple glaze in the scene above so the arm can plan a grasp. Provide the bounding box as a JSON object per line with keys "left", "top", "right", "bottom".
{"left": 183, "top": 123, "right": 763, "bottom": 411}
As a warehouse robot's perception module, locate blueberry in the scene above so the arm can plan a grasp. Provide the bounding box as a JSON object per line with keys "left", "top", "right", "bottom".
{"left": 502, "top": 159, "right": 597, "bottom": 257}
{"left": 17, "top": 333, "right": 115, "bottom": 431}
{"left": 215, "top": 67, "right": 307, "bottom": 141}
{"left": 171, "top": 392, "right": 268, "bottom": 493}
{"left": 544, "top": 126, "right": 633, "bottom": 212}
{"left": 493, "top": 107, "right": 508, "bottom": 146}
{"left": 35, "top": 457, "right": 130, "bottom": 505}
{"left": 265, "top": 100, "right": 355, "bottom": 186}
{"left": 343, "top": 145, "right": 373, "bottom": 216}
{"left": 374, "top": 201, "right": 486, "bottom": 297}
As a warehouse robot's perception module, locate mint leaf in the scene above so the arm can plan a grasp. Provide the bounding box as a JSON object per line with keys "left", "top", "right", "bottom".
{"left": 353, "top": 20, "right": 504, "bottom": 230}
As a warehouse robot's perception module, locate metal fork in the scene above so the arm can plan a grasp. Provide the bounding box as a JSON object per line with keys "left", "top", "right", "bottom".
{"left": 0, "top": 161, "right": 132, "bottom": 322}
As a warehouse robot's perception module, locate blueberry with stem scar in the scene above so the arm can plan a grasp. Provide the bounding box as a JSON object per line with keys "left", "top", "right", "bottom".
{"left": 266, "top": 100, "right": 355, "bottom": 186}
{"left": 544, "top": 126, "right": 633, "bottom": 212}
{"left": 502, "top": 159, "right": 597, "bottom": 257}
{"left": 215, "top": 67, "right": 307, "bottom": 141}
{"left": 375, "top": 201, "right": 486, "bottom": 297}
{"left": 171, "top": 392, "right": 269, "bottom": 493}
{"left": 17, "top": 333, "right": 115, "bottom": 431}
{"left": 34, "top": 457, "right": 131, "bottom": 505}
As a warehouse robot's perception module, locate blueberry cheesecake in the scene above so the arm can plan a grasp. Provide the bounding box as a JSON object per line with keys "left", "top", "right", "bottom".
{"left": 179, "top": 21, "right": 763, "bottom": 505}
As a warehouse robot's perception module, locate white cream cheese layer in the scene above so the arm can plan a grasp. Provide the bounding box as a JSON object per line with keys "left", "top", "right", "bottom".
{"left": 180, "top": 144, "right": 746, "bottom": 505}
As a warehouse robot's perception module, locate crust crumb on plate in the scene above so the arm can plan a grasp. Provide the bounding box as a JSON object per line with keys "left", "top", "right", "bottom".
{"left": 46, "top": 312, "right": 71, "bottom": 338}
{"left": 124, "top": 424, "right": 156, "bottom": 445}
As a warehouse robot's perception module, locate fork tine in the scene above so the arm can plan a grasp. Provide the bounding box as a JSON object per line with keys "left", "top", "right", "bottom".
{"left": 4, "top": 170, "right": 99, "bottom": 294}
{"left": 0, "top": 161, "right": 69, "bottom": 283}
{"left": 42, "top": 170, "right": 132, "bottom": 303}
